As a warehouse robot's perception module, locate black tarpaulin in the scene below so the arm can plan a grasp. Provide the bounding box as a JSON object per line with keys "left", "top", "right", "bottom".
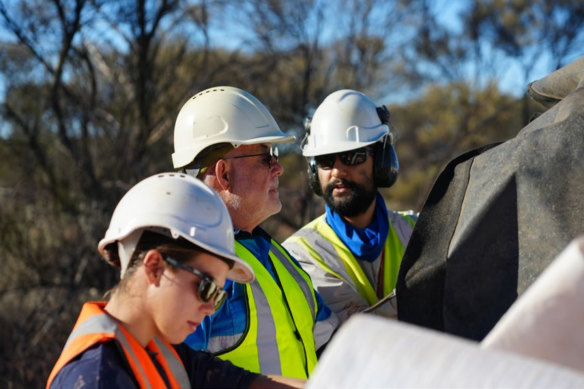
{"left": 397, "top": 56, "right": 584, "bottom": 341}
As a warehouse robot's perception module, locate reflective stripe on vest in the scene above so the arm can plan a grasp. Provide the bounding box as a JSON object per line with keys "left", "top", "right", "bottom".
{"left": 216, "top": 241, "right": 318, "bottom": 379}
{"left": 46, "top": 302, "right": 190, "bottom": 389}
{"left": 289, "top": 213, "right": 412, "bottom": 306}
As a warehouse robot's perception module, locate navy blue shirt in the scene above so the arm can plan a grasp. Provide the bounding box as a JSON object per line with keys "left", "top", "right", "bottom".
{"left": 50, "top": 341, "right": 258, "bottom": 388}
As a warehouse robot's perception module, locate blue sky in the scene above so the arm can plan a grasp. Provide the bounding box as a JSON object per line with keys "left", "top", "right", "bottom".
{"left": 0, "top": 0, "right": 580, "bottom": 119}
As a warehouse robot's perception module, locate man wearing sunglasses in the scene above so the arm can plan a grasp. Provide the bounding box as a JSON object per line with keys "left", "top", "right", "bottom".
{"left": 171, "top": 86, "right": 338, "bottom": 379}
{"left": 283, "top": 89, "right": 416, "bottom": 324}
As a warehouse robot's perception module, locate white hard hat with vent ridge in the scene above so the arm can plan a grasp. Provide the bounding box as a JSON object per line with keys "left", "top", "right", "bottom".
{"left": 303, "top": 89, "right": 389, "bottom": 157}
{"left": 98, "top": 173, "right": 254, "bottom": 283}
{"left": 172, "top": 86, "right": 295, "bottom": 169}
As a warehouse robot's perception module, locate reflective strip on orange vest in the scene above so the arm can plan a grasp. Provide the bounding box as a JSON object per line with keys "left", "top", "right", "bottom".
{"left": 46, "top": 302, "right": 190, "bottom": 389}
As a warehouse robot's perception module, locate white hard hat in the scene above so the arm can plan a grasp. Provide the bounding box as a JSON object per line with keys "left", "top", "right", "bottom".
{"left": 172, "top": 86, "right": 295, "bottom": 169}
{"left": 303, "top": 89, "right": 389, "bottom": 157}
{"left": 98, "top": 173, "right": 254, "bottom": 283}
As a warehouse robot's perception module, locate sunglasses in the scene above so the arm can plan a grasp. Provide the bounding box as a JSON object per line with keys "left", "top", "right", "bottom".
{"left": 314, "top": 147, "right": 373, "bottom": 169}
{"left": 222, "top": 145, "right": 279, "bottom": 168}
{"left": 163, "top": 255, "right": 227, "bottom": 310}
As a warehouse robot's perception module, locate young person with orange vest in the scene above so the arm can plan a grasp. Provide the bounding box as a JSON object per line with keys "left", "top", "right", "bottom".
{"left": 283, "top": 90, "right": 416, "bottom": 324}
{"left": 46, "top": 173, "right": 304, "bottom": 388}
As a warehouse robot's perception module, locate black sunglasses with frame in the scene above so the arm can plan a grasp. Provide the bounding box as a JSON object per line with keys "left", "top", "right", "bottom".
{"left": 314, "top": 147, "right": 373, "bottom": 169}
{"left": 222, "top": 145, "right": 279, "bottom": 168}
{"left": 163, "top": 255, "right": 227, "bottom": 310}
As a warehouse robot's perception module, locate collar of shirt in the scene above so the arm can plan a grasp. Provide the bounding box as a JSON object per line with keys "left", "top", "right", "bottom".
{"left": 234, "top": 227, "right": 276, "bottom": 278}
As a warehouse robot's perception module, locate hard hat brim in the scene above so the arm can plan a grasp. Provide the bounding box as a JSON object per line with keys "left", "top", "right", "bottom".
{"left": 98, "top": 225, "right": 255, "bottom": 284}
{"left": 172, "top": 134, "right": 295, "bottom": 169}
{"left": 302, "top": 138, "right": 382, "bottom": 157}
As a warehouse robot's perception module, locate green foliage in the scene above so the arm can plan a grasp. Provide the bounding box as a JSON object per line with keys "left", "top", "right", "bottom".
{"left": 388, "top": 82, "right": 526, "bottom": 209}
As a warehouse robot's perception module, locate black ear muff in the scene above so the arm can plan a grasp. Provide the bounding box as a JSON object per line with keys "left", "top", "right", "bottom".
{"left": 374, "top": 106, "right": 399, "bottom": 188}
{"left": 307, "top": 157, "right": 322, "bottom": 196}
{"left": 303, "top": 116, "right": 324, "bottom": 196}
{"left": 373, "top": 135, "right": 399, "bottom": 187}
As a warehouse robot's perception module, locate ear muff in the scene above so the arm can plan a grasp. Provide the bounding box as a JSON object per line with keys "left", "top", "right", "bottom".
{"left": 303, "top": 117, "right": 324, "bottom": 196}
{"left": 373, "top": 106, "right": 399, "bottom": 188}
{"left": 373, "top": 134, "right": 399, "bottom": 188}
{"left": 307, "top": 156, "right": 323, "bottom": 196}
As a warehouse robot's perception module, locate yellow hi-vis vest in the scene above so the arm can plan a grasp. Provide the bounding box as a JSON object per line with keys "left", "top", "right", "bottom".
{"left": 286, "top": 213, "right": 415, "bottom": 306}
{"left": 46, "top": 302, "right": 190, "bottom": 389}
{"left": 217, "top": 240, "right": 318, "bottom": 379}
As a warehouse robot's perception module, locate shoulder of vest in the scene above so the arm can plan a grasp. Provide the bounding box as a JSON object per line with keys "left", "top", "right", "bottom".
{"left": 388, "top": 209, "right": 417, "bottom": 224}
{"left": 299, "top": 214, "right": 327, "bottom": 231}
{"left": 289, "top": 215, "right": 329, "bottom": 238}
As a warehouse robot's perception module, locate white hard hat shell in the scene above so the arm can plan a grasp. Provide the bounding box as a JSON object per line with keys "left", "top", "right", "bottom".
{"left": 98, "top": 173, "right": 254, "bottom": 283}
{"left": 172, "top": 86, "right": 295, "bottom": 168}
{"left": 303, "top": 89, "right": 389, "bottom": 157}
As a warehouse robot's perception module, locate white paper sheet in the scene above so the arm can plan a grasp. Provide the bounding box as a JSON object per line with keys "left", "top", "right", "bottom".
{"left": 308, "top": 314, "right": 584, "bottom": 388}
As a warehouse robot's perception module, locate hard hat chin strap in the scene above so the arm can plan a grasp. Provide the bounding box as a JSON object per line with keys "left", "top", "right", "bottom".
{"left": 118, "top": 230, "right": 144, "bottom": 279}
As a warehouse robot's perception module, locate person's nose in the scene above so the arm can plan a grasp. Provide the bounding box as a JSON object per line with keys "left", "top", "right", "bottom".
{"left": 331, "top": 157, "right": 348, "bottom": 178}
{"left": 271, "top": 158, "right": 284, "bottom": 177}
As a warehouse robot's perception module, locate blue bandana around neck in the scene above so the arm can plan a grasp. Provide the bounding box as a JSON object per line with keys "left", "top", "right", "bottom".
{"left": 325, "top": 192, "right": 389, "bottom": 262}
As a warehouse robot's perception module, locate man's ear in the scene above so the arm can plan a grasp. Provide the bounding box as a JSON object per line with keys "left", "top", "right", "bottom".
{"left": 214, "top": 160, "right": 230, "bottom": 190}
{"left": 143, "top": 250, "right": 165, "bottom": 286}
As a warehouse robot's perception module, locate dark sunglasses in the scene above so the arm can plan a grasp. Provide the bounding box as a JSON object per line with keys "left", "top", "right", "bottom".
{"left": 314, "top": 147, "right": 373, "bottom": 169}
{"left": 163, "top": 255, "right": 227, "bottom": 310}
{"left": 222, "top": 145, "right": 279, "bottom": 168}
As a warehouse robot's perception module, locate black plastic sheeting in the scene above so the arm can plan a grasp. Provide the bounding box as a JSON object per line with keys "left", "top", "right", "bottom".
{"left": 397, "top": 56, "right": 584, "bottom": 341}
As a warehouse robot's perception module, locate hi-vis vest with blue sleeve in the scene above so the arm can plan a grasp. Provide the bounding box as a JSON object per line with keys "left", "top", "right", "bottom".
{"left": 286, "top": 212, "right": 415, "bottom": 306}
{"left": 46, "top": 302, "right": 190, "bottom": 389}
{"left": 216, "top": 240, "right": 318, "bottom": 379}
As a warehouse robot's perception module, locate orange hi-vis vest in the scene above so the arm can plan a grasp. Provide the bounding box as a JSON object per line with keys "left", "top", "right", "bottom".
{"left": 46, "top": 301, "right": 190, "bottom": 389}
